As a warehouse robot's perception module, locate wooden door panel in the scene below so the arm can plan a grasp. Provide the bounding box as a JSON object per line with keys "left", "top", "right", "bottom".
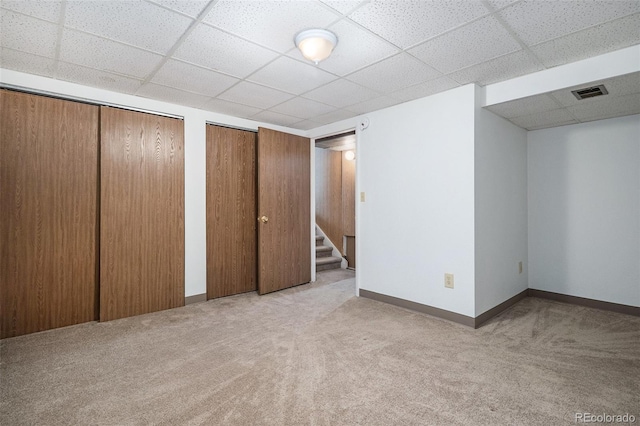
{"left": 206, "top": 125, "right": 257, "bottom": 299}
{"left": 100, "top": 107, "right": 184, "bottom": 321}
{"left": 0, "top": 90, "right": 99, "bottom": 338}
{"left": 257, "top": 128, "right": 311, "bottom": 294}
{"left": 315, "top": 148, "right": 343, "bottom": 249}
{"left": 341, "top": 151, "right": 356, "bottom": 238}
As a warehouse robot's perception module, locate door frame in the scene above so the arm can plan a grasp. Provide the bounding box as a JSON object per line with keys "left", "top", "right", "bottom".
{"left": 310, "top": 125, "right": 360, "bottom": 295}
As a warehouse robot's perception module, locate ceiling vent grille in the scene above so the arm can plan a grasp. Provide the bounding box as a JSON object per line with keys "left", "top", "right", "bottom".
{"left": 571, "top": 84, "right": 608, "bottom": 100}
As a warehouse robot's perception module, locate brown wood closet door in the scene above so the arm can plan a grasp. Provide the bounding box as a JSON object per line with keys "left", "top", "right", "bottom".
{"left": 100, "top": 107, "right": 184, "bottom": 321}
{"left": 206, "top": 125, "right": 256, "bottom": 299}
{"left": 0, "top": 90, "right": 98, "bottom": 339}
{"left": 257, "top": 128, "right": 311, "bottom": 295}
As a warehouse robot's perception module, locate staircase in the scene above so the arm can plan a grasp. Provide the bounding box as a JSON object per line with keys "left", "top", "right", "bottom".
{"left": 315, "top": 234, "right": 342, "bottom": 271}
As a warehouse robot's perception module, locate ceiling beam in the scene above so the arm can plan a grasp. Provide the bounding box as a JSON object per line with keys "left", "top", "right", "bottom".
{"left": 482, "top": 44, "right": 640, "bottom": 106}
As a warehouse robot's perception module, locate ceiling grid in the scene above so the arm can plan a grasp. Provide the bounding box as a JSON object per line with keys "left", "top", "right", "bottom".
{"left": 0, "top": 0, "right": 638, "bottom": 130}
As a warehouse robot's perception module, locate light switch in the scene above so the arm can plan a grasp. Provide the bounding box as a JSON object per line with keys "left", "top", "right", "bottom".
{"left": 360, "top": 192, "right": 365, "bottom": 202}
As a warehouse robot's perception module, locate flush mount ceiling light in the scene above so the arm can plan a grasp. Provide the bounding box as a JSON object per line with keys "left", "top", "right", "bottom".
{"left": 294, "top": 29, "right": 338, "bottom": 65}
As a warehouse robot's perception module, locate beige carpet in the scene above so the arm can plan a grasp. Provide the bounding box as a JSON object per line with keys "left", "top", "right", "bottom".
{"left": 1, "top": 269, "right": 639, "bottom": 425}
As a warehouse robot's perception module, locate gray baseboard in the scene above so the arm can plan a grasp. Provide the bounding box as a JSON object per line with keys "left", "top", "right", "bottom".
{"left": 528, "top": 289, "right": 640, "bottom": 317}
{"left": 359, "top": 289, "right": 476, "bottom": 328}
{"left": 359, "top": 287, "right": 639, "bottom": 329}
{"left": 185, "top": 293, "right": 207, "bottom": 305}
{"left": 474, "top": 289, "right": 529, "bottom": 328}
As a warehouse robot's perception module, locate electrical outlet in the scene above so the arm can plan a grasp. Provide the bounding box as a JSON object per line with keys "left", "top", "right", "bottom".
{"left": 444, "top": 273, "right": 454, "bottom": 289}
{"left": 519, "top": 261, "right": 523, "bottom": 274}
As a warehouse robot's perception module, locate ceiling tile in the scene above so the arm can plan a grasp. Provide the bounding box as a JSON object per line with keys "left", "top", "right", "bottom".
{"left": 409, "top": 16, "right": 521, "bottom": 74}
{"left": 0, "top": 9, "right": 58, "bottom": 58}
{"left": 291, "top": 119, "right": 322, "bottom": 131}
{"left": 525, "top": 120, "right": 580, "bottom": 131}
{"left": 498, "top": 0, "right": 640, "bottom": 46}
{"left": 270, "top": 97, "right": 335, "bottom": 119}
{"left": 136, "top": 83, "right": 211, "bottom": 109}
{"left": 288, "top": 19, "right": 400, "bottom": 77}
{"left": 247, "top": 56, "right": 337, "bottom": 95}
{"left": 313, "top": 108, "right": 359, "bottom": 125}
{"left": 60, "top": 29, "right": 163, "bottom": 79}
{"left": 568, "top": 93, "right": 640, "bottom": 122}
{"left": 390, "top": 76, "right": 460, "bottom": 102}
{"left": 344, "top": 95, "right": 402, "bottom": 114}
{"left": 65, "top": 1, "right": 193, "bottom": 54}
{"left": 320, "top": 1, "right": 365, "bottom": 15}
{"left": 486, "top": 94, "right": 560, "bottom": 119}
{"left": 217, "top": 81, "right": 295, "bottom": 110}
{"left": 549, "top": 72, "right": 640, "bottom": 107}
{"left": 203, "top": 0, "right": 341, "bottom": 52}
{"left": 347, "top": 0, "right": 489, "bottom": 49}
{"left": 145, "top": 0, "right": 211, "bottom": 18}
{"left": 173, "top": 24, "right": 278, "bottom": 78}
{"left": 485, "top": 0, "right": 520, "bottom": 11}
{"left": 56, "top": 62, "right": 143, "bottom": 94}
{"left": 303, "top": 79, "right": 379, "bottom": 108}
{"left": 152, "top": 59, "right": 239, "bottom": 98}
{"left": 509, "top": 108, "right": 578, "bottom": 130}
{"left": 448, "top": 50, "right": 544, "bottom": 86}
{"left": 200, "top": 98, "right": 262, "bottom": 118}
{"left": 0, "top": 48, "right": 55, "bottom": 77}
{"left": 346, "top": 53, "right": 442, "bottom": 93}
{"left": 0, "top": 0, "right": 61, "bottom": 23}
{"left": 530, "top": 13, "right": 640, "bottom": 68}
{"left": 251, "top": 110, "right": 301, "bottom": 127}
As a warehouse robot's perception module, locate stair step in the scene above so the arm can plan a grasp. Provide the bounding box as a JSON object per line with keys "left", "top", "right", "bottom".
{"left": 316, "top": 245, "right": 333, "bottom": 258}
{"left": 316, "top": 256, "right": 342, "bottom": 271}
{"left": 315, "top": 235, "right": 324, "bottom": 246}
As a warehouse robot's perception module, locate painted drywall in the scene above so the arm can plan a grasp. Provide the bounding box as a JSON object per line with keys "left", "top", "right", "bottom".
{"left": 0, "top": 68, "right": 306, "bottom": 298}
{"left": 474, "top": 91, "right": 528, "bottom": 316}
{"left": 355, "top": 85, "right": 477, "bottom": 317}
{"left": 528, "top": 115, "right": 640, "bottom": 306}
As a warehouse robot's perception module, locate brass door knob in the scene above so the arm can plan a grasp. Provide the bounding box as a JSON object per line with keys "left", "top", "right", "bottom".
{"left": 258, "top": 215, "right": 269, "bottom": 223}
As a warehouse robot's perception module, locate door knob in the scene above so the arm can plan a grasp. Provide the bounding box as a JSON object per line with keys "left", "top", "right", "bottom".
{"left": 258, "top": 215, "right": 269, "bottom": 223}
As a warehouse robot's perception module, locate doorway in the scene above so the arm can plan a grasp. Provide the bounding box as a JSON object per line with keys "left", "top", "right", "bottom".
{"left": 314, "top": 131, "right": 357, "bottom": 276}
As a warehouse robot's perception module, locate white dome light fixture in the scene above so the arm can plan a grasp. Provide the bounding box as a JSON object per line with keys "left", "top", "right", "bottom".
{"left": 295, "top": 29, "right": 338, "bottom": 65}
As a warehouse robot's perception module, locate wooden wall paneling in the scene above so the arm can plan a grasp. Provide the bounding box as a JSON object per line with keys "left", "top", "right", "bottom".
{"left": 341, "top": 151, "right": 356, "bottom": 237}
{"left": 257, "top": 128, "right": 311, "bottom": 294}
{"left": 314, "top": 148, "right": 343, "bottom": 249}
{"left": 1, "top": 89, "right": 99, "bottom": 338}
{"left": 206, "top": 125, "right": 257, "bottom": 299}
{"left": 100, "top": 106, "right": 184, "bottom": 321}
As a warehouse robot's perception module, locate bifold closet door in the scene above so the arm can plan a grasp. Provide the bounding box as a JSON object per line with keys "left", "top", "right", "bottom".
{"left": 0, "top": 90, "right": 98, "bottom": 339}
{"left": 257, "top": 127, "right": 311, "bottom": 295}
{"left": 206, "top": 125, "right": 256, "bottom": 299}
{"left": 100, "top": 107, "right": 184, "bottom": 321}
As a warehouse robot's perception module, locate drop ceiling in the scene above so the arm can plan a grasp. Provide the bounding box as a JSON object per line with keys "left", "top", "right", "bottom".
{"left": 487, "top": 71, "right": 640, "bottom": 130}
{"left": 1, "top": 0, "right": 639, "bottom": 131}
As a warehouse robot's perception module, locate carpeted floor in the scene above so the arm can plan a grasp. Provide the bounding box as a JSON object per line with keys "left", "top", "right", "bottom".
{"left": 1, "top": 269, "right": 639, "bottom": 425}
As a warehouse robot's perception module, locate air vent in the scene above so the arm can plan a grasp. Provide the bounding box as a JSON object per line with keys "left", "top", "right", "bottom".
{"left": 571, "top": 84, "right": 608, "bottom": 100}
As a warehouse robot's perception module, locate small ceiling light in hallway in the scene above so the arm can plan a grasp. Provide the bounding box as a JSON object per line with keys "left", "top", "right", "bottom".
{"left": 295, "top": 29, "right": 338, "bottom": 65}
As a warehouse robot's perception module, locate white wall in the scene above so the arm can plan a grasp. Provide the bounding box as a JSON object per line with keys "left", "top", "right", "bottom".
{"left": 474, "top": 92, "right": 528, "bottom": 316}
{"left": 0, "top": 68, "right": 306, "bottom": 298}
{"left": 528, "top": 115, "right": 640, "bottom": 307}
{"left": 355, "top": 85, "right": 477, "bottom": 317}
